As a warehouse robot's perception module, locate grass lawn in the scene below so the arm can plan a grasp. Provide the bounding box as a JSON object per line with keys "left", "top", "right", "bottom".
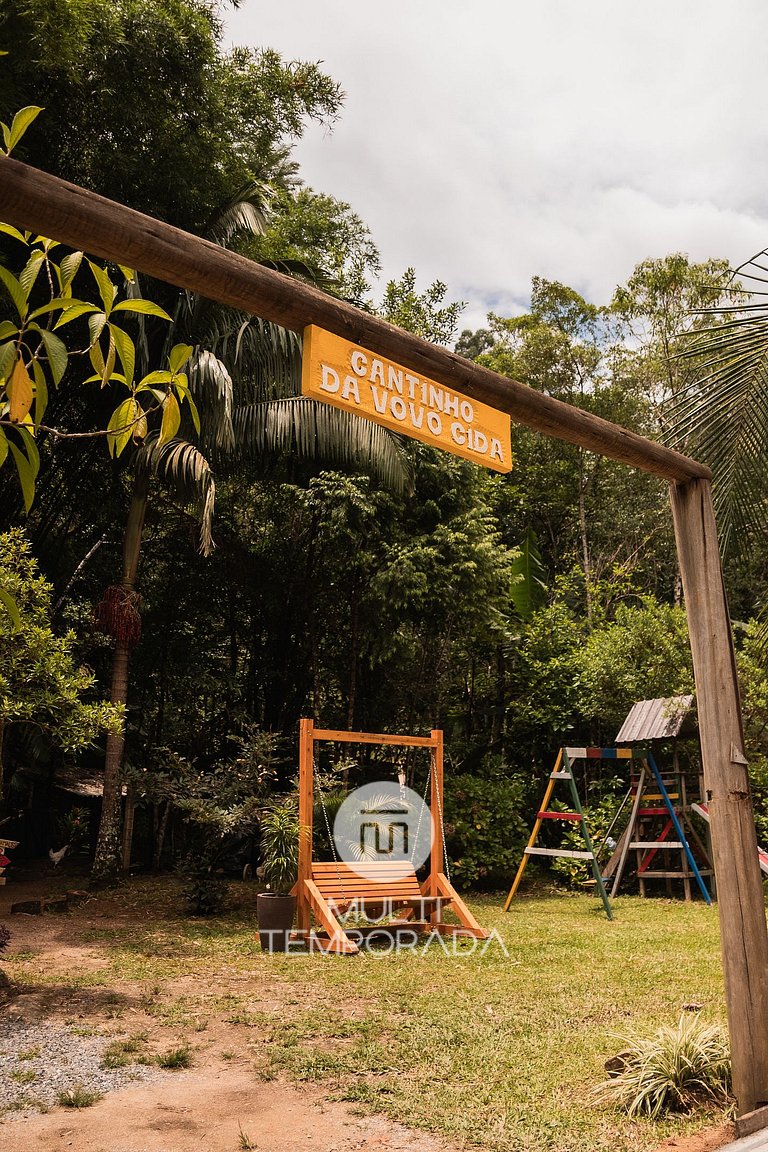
{"left": 4, "top": 878, "right": 727, "bottom": 1151}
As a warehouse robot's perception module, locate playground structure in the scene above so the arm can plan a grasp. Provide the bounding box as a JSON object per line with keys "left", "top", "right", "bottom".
{"left": 2, "top": 155, "right": 765, "bottom": 1113}
{"left": 295, "top": 719, "right": 489, "bottom": 954}
{"left": 503, "top": 746, "right": 616, "bottom": 919}
{"left": 506, "top": 699, "right": 715, "bottom": 912}
{"left": 605, "top": 696, "right": 712, "bottom": 900}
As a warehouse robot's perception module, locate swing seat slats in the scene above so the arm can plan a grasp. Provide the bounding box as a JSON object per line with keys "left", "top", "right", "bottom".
{"left": 312, "top": 860, "right": 446, "bottom": 913}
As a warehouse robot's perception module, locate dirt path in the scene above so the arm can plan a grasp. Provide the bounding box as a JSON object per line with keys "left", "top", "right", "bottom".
{"left": 0, "top": 871, "right": 738, "bottom": 1152}
{"left": 4, "top": 1067, "right": 452, "bottom": 1152}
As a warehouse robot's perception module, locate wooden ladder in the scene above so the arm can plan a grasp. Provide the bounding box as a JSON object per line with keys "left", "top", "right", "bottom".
{"left": 504, "top": 748, "right": 613, "bottom": 920}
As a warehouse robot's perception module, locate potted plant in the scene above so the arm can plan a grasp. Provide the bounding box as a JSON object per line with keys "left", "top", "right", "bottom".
{"left": 257, "top": 800, "right": 301, "bottom": 952}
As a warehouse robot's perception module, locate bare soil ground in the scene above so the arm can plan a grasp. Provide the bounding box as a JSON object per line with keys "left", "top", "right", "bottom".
{"left": 0, "top": 870, "right": 737, "bottom": 1152}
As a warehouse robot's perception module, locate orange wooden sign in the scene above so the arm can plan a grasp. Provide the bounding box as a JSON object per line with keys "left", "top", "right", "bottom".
{"left": 301, "top": 325, "right": 512, "bottom": 473}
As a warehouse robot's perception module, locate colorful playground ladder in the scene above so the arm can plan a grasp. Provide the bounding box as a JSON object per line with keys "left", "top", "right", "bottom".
{"left": 504, "top": 747, "right": 614, "bottom": 920}
{"left": 604, "top": 748, "right": 711, "bottom": 904}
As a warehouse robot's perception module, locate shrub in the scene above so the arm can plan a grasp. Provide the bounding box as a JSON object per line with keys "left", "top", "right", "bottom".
{"left": 178, "top": 857, "right": 227, "bottom": 916}
{"left": 444, "top": 771, "right": 529, "bottom": 888}
{"left": 593, "top": 1015, "right": 731, "bottom": 1118}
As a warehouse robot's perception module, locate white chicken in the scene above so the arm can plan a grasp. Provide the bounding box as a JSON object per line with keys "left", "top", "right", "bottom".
{"left": 48, "top": 844, "right": 70, "bottom": 868}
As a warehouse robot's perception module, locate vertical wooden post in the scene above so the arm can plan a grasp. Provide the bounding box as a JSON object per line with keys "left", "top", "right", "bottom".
{"left": 297, "top": 718, "right": 314, "bottom": 936}
{"left": 429, "top": 730, "right": 444, "bottom": 905}
{"left": 670, "top": 477, "right": 768, "bottom": 1116}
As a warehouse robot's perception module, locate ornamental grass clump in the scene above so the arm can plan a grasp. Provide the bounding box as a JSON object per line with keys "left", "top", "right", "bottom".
{"left": 594, "top": 1014, "right": 731, "bottom": 1118}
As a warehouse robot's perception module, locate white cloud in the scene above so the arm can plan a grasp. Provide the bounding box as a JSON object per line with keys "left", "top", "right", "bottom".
{"left": 225, "top": 1, "right": 768, "bottom": 334}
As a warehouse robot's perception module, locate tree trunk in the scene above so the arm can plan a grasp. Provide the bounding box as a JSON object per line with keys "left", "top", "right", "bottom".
{"left": 577, "top": 452, "right": 593, "bottom": 623}
{"left": 153, "top": 798, "right": 172, "bottom": 872}
{"left": 0, "top": 717, "right": 5, "bottom": 818}
{"left": 91, "top": 477, "right": 149, "bottom": 885}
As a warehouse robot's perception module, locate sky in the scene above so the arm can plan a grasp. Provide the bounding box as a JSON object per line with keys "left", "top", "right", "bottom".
{"left": 225, "top": 1, "right": 768, "bottom": 332}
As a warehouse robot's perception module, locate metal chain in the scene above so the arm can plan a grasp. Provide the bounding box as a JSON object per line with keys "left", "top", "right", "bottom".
{"left": 315, "top": 759, "right": 347, "bottom": 903}
{"left": 433, "top": 766, "right": 451, "bottom": 883}
{"left": 409, "top": 762, "right": 432, "bottom": 864}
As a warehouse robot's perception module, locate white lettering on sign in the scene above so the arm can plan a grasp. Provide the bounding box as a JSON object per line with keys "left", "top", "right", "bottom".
{"left": 302, "top": 326, "right": 512, "bottom": 473}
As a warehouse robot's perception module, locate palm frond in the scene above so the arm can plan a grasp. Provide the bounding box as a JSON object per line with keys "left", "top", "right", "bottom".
{"left": 184, "top": 308, "right": 302, "bottom": 402}
{"left": 187, "top": 350, "right": 235, "bottom": 452}
{"left": 203, "top": 180, "right": 272, "bottom": 248}
{"left": 232, "top": 397, "right": 413, "bottom": 495}
{"left": 670, "top": 250, "right": 768, "bottom": 554}
{"left": 135, "top": 436, "right": 216, "bottom": 555}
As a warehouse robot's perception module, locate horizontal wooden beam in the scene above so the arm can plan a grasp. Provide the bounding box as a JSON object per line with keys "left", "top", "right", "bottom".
{"left": 0, "top": 157, "right": 710, "bottom": 483}
{"left": 311, "top": 728, "right": 436, "bottom": 747}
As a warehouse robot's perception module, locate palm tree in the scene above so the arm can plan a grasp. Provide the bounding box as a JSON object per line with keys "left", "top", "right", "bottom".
{"left": 90, "top": 188, "right": 411, "bottom": 882}
{"left": 670, "top": 253, "right": 763, "bottom": 558}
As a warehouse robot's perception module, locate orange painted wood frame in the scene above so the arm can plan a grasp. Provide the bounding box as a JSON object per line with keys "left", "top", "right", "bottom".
{"left": 295, "top": 719, "right": 486, "bottom": 948}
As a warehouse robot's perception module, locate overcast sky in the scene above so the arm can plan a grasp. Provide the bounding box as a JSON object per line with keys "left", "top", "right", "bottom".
{"left": 225, "top": 1, "right": 768, "bottom": 332}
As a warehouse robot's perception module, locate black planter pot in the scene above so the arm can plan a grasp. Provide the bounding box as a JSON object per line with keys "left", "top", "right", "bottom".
{"left": 257, "top": 892, "right": 296, "bottom": 953}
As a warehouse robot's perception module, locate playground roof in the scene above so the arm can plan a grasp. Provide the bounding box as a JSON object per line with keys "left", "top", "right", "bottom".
{"left": 615, "top": 695, "right": 695, "bottom": 743}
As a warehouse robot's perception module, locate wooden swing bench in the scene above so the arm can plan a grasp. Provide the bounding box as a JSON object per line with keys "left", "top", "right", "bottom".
{"left": 296, "top": 722, "right": 489, "bottom": 955}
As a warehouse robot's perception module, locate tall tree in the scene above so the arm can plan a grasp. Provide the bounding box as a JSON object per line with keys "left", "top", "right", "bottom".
{"left": 0, "top": 1, "right": 342, "bottom": 232}
{"left": 0, "top": 528, "right": 121, "bottom": 803}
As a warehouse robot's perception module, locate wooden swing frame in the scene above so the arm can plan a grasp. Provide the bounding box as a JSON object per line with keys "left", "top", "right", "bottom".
{"left": 295, "top": 719, "right": 488, "bottom": 954}
{"left": 1, "top": 155, "right": 767, "bottom": 1117}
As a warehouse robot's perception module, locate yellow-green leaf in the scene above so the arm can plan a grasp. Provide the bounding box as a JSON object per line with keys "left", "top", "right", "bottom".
{"left": 0, "top": 223, "right": 27, "bottom": 245}
{"left": 88, "top": 260, "right": 116, "bottom": 314}
{"left": 0, "top": 428, "right": 7, "bottom": 468}
{"left": 186, "top": 392, "right": 201, "bottom": 436}
{"left": 17, "top": 426, "right": 40, "bottom": 474}
{"left": 6, "top": 358, "right": 33, "bottom": 422}
{"left": 169, "top": 344, "right": 193, "bottom": 375}
{"left": 53, "top": 301, "right": 101, "bottom": 329}
{"left": 0, "top": 264, "right": 27, "bottom": 319}
{"left": 38, "top": 328, "right": 68, "bottom": 385}
{"left": 8, "top": 439, "right": 36, "bottom": 511}
{"left": 109, "top": 323, "right": 135, "bottom": 389}
{"left": 107, "top": 397, "right": 140, "bottom": 458}
{"left": 159, "top": 391, "right": 181, "bottom": 446}
{"left": 111, "top": 299, "right": 172, "bottom": 321}
{"left": 118, "top": 265, "right": 136, "bottom": 283}
{"left": 19, "top": 249, "right": 44, "bottom": 296}
{"left": 88, "top": 311, "right": 107, "bottom": 346}
{"left": 60, "top": 251, "right": 83, "bottom": 291}
{"left": 89, "top": 340, "right": 105, "bottom": 377}
{"left": 132, "top": 410, "right": 147, "bottom": 443}
{"left": 32, "top": 358, "right": 48, "bottom": 425}
{"left": 102, "top": 330, "right": 116, "bottom": 386}
{"left": 137, "top": 370, "right": 173, "bottom": 387}
{"left": 3, "top": 105, "right": 43, "bottom": 154}
{"left": 0, "top": 340, "right": 16, "bottom": 385}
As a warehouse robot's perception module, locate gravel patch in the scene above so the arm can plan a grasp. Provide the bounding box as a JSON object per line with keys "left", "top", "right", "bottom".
{"left": 0, "top": 1016, "right": 162, "bottom": 1116}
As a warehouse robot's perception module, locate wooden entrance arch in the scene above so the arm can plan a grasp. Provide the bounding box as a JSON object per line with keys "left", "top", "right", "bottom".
{"left": 0, "top": 156, "right": 765, "bottom": 1117}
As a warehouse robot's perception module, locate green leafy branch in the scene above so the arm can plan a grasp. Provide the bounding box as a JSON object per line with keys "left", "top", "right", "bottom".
{"left": 0, "top": 229, "right": 199, "bottom": 509}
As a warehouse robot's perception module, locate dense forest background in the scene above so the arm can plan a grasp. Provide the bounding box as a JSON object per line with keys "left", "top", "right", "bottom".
{"left": 3, "top": 0, "right": 768, "bottom": 890}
